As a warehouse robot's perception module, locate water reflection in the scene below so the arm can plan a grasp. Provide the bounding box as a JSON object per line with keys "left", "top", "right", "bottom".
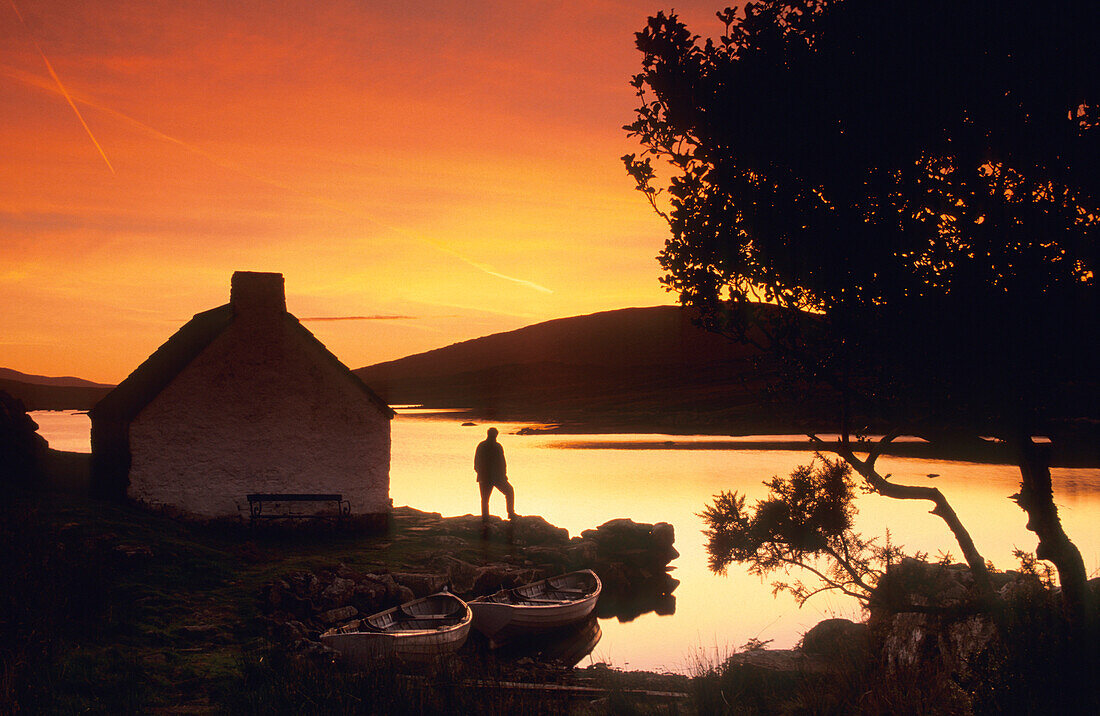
{"left": 29, "top": 410, "right": 91, "bottom": 453}
{"left": 489, "top": 617, "right": 603, "bottom": 668}
{"left": 389, "top": 415, "right": 1100, "bottom": 672}
{"left": 597, "top": 587, "right": 677, "bottom": 623}
{"left": 30, "top": 410, "right": 1100, "bottom": 673}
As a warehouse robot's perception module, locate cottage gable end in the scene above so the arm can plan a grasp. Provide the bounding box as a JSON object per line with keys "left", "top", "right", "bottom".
{"left": 91, "top": 272, "right": 394, "bottom": 517}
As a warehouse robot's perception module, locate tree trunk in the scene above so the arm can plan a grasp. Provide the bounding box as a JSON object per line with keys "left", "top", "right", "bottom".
{"left": 824, "top": 439, "right": 996, "bottom": 603}
{"left": 1012, "top": 439, "right": 1095, "bottom": 627}
{"left": 857, "top": 464, "right": 995, "bottom": 603}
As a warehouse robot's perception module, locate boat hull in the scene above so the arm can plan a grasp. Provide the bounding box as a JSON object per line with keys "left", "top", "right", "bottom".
{"left": 320, "top": 592, "right": 472, "bottom": 666}
{"left": 470, "top": 570, "right": 601, "bottom": 644}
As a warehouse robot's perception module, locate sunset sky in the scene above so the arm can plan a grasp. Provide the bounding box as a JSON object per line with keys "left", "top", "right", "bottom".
{"left": 2, "top": 0, "right": 726, "bottom": 383}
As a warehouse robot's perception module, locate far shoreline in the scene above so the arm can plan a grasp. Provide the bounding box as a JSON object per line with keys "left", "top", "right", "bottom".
{"left": 31, "top": 406, "right": 1100, "bottom": 469}
{"left": 399, "top": 409, "right": 1100, "bottom": 469}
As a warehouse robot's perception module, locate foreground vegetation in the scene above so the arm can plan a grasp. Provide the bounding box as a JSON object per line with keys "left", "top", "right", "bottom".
{"left": 2, "top": 486, "right": 1096, "bottom": 714}
{"left": 0, "top": 488, "right": 690, "bottom": 714}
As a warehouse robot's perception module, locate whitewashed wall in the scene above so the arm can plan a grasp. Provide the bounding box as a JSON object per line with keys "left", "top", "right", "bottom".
{"left": 127, "top": 312, "right": 390, "bottom": 518}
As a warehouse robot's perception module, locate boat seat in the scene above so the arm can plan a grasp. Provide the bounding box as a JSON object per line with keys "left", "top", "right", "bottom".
{"left": 407, "top": 612, "right": 458, "bottom": 620}
{"left": 542, "top": 592, "right": 590, "bottom": 601}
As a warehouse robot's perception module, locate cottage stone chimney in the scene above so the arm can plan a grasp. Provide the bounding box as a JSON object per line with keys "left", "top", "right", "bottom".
{"left": 230, "top": 271, "right": 286, "bottom": 319}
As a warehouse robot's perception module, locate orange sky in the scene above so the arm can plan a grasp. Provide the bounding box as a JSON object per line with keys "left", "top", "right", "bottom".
{"left": 2, "top": 0, "right": 727, "bottom": 383}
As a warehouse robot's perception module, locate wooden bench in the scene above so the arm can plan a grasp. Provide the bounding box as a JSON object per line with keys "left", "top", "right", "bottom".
{"left": 246, "top": 493, "right": 351, "bottom": 522}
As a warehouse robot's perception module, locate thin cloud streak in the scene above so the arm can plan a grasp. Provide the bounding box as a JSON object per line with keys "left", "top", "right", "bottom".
{"left": 299, "top": 315, "right": 418, "bottom": 321}
{"left": 9, "top": 0, "right": 115, "bottom": 174}
{"left": 0, "top": 61, "right": 554, "bottom": 295}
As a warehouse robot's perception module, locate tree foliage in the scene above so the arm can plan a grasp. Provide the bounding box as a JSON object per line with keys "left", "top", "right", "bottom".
{"left": 701, "top": 456, "right": 904, "bottom": 604}
{"left": 626, "top": 0, "right": 1099, "bottom": 621}
{"left": 625, "top": 0, "right": 1098, "bottom": 438}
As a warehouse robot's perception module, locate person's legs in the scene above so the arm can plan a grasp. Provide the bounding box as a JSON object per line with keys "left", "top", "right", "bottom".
{"left": 498, "top": 480, "right": 515, "bottom": 519}
{"left": 479, "top": 480, "right": 493, "bottom": 521}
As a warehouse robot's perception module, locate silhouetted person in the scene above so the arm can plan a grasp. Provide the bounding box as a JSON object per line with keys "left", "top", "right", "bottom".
{"left": 475, "top": 427, "right": 515, "bottom": 521}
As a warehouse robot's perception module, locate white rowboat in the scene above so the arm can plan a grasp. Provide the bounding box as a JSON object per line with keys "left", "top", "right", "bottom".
{"left": 320, "top": 592, "right": 472, "bottom": 666}
{"left": 469, "top": 570, "right": 602, "bottom": 644}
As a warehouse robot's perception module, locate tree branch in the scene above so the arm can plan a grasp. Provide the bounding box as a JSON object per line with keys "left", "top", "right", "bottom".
{"left": 810, "top": 434, "right": 995, "bottom": 602}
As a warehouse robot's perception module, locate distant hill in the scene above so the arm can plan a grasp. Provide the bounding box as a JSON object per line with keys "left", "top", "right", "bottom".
{"left": 0, "top": 368, "right": 113, "bottom": 389}
{"left": 355, "top": 305, "right": 830, "bottom": 433}
{"left": 0, "top": 369, "right": 114, "bottom": 411}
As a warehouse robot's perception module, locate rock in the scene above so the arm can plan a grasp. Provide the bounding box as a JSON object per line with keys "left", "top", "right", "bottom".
{"left": 428, "top": 556, "right": 481, "bottom": 594}
{"left": 472, "top": 565, "right": 539, "bottom": 595}
{"left": 449, "top": 514, "right": 495, "bottom": 533}
{"left": 320, "top": 606, "right": 359, "bottom": 625}
{"left": 351, "top": 582, "right": 387, "bottom": 614}
{"left": 582, "top": 518, "right": 677, "bottom": 569}
{"left": 281, "top": 620, "right": 310, "bottom": 642}
{"left": 800, "top": 618, "right": 869, "bottom": 660}
{"left": 652, "top": 522, "right": 675, "bottom": 549}
{"left": 285, "top": 572, "right": 324, "bottom": 602}
{"left": 336, "top": 563, "right": 364, "bottom": 581}
{"left": 879, "top": 611, "right": 999, "bottom": 680}
{"left": 871, "top": 558, "right": 984, "bottom": 615}
{"left": 321, "top": 577, "right": 357, "bottom": 608}
{"left": 725, "top": 648, "right": 836, "bottom": 675}
{"left": 391, "top": 572, "right": 448, "bottom": 597}
{"left": 867, "top": 559, "right": 1052, "bottom": 681}
{"left": 565, "top": 540, "right": 598, "bottom": 567}
{"left": 360, "top": 572, "right": 400, "bottom": 600}
{"left": 521, "top": 546, "right": 571, "bottom": 570}
{"left": 997, "top": 573, "right": 1046, "bottom": 604}
{"left": 511, "top": 515, "right": 570, "bottom": 544}
{"left": 261, "top": 579, "right": 315, "bottom": 619}
{"left": 0, "top": 390, "right": 47, "bottom": 488}
{"left": 260, "top": 580, "right": 287, "bottom": 612}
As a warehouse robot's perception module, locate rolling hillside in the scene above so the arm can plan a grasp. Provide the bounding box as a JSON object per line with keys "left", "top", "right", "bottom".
{"left": 0, "top": 369, "right": 114, "bottom": 411}
{"left": 1, "top": 306, "right": 827, "bottom": 431}
{"left": 355, "top": 306, "right": 827, "bottom": 432}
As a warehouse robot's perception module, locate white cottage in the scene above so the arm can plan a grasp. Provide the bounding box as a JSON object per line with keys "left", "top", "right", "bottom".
{"left": 90, "top": 271, "right": 394, "bottom": 521}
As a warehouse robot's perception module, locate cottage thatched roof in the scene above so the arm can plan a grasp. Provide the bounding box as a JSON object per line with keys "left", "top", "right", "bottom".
{"left": 90, "top": 304, "right": 394, "bottom": 424}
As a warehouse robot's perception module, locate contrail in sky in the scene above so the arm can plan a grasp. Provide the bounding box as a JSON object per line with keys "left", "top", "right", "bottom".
{"left": 0, "top": 61, "right": 553, "bottom": 294}
{"left": 9, "top": 0, "right": 115, "bottom": 174}
{"left": 300, "top": 315, "right": 418, "bottom": 321}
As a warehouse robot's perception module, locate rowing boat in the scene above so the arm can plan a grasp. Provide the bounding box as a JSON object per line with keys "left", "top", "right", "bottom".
{"left": 320, "top": 592, "right": 472, "bottom": 665}
{"left": 469, "top": 570, "right": 602, "bottom": 644}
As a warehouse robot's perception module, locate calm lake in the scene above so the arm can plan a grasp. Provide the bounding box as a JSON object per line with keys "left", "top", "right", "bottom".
{"left": 32, "top": 409, "right": 1100, "bottom": 673}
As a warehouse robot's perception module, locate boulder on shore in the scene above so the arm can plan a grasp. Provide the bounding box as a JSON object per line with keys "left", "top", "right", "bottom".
{"left": 258, "top": 510, "right": 681, "bottom": 654}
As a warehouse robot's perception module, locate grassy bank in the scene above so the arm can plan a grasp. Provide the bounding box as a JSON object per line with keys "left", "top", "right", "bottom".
{"left": 0, "top": 490, "right": 689, "bottom": 714}
{"left": 4, "top": 487, "right": 1096, "bottom": 714}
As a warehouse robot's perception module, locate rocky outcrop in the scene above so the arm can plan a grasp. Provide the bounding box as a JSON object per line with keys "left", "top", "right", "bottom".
{"left": 868, "top": 558, "right": 1062, "bottom": 679}
{"left": 800, "top": 618, "right": 869, "bottom": 661}
{"left": 0, "top": 390, "right": 47, "bottom": 488}
{"left": 579, "top": 518, "right": 679, "bottom": 622}
{"left": 258, "top": 509, "right": 681, "bottom": 656}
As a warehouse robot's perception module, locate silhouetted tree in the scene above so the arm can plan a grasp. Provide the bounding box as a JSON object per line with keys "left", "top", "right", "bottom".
{"left": 625, "top": 1, "right": 1098, "bottom": 623}
{"left": 701, "top": 456, "right": 908, "bottom": 605}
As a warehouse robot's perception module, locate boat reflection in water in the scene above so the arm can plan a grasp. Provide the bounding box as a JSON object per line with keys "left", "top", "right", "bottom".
{"left": 491, "top": 616, "right": 603, "bottom": 668}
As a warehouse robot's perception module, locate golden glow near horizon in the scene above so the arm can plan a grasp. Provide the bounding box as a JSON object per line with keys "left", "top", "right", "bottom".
{"left": 1, "top": 1, "right": 727, "bottom": 383}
